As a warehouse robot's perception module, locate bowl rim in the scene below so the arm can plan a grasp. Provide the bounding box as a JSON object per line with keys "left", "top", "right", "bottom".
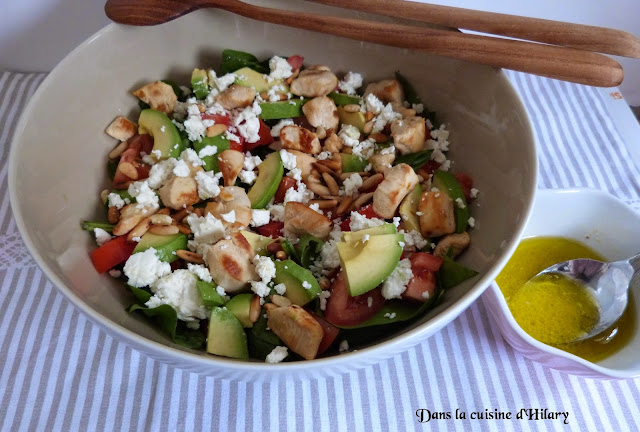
{"left": 8, "top": 15, "right": 538, "bottom": 372}
{"left": 488, "top": 187, "right": 640, "bottom": 379}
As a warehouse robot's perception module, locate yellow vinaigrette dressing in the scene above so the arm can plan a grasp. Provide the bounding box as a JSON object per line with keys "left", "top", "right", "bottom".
{"left": 496, "top": 237, "right": 636, "bottom": 362}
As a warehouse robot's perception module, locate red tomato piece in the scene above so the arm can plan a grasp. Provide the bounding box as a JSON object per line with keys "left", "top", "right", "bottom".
{"left": 401, "top": 252, "right": 443, "bottom": 303}
{"left": 90, "top": 236, "right": 137, "bottom": 274}
{"left": 286, "top": 55, "right": 304, "bottom": 71}
{"left": 310, "top": 312, "right": 340, "bottom": 355}
{"left": 244, "top": 119, "right": 274, "bottom": 152}
{"left": 202, "top": 113, "right": 230, "bottom": 126}
{"left": 454, "top": 172, "right": 474, "bottom": 202}
{"left": 229, "top": 139, "right": 244, "bottom": 152}
{"left": 255, "top": 221, "right": 284, "bottom": 239}
{"left": 274, "top": 177, "right": 298, "bottom": 204}
{"left": 324, "top": 271, "right": 386, "bottom": 327}
{"left": 339, "top": 203, "right": 378, "bottom": 231}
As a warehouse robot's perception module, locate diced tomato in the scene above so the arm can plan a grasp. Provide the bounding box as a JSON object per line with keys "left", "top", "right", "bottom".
{"left": 229, "top": 139, "right": 244, "bottom": 152}
{"left": 324, "top": 271, "right": 386, "bottom": 327}
{"left": 244, "top": 119, "right": 274, "bottom": 152}
{"left": 401, "top": 252, "right": 443, "bottom": 303}
{"left": 274, "top": 177, "right": 298, "bottom": 204}
{"left": 255, "top": 221, "right": 284, "bottom": 239}
{"left": 202, "top": 113, "right": 230, "bottom": 126}
{"left": 339, "top": 203, "right": 378, "bottom": 231}
{"left": 420, "top": 160, "right": 441, "bottom": 176}
{"left": 455, "top": 173, "right": 474, "bottom": 202}
{"left": 90, "top": 236, "right": 137, "bottom": 274}
{"left": 310, "top": 312, "right": 340, "bottom": 355}
{"left": 286, "top": 55, "right": 304, "bottom": 71}
{"left": 112, "top": 134, "right": 153, "bottom": 189}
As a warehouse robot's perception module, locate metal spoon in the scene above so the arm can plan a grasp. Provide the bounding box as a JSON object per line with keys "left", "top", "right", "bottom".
{"left": 532, "top": 253, "right": 640, "bottom": 342}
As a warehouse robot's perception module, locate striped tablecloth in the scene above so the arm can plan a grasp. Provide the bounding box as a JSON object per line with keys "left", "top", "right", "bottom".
{"left": 1, "top": 70, "right": 640, "bottom": 432}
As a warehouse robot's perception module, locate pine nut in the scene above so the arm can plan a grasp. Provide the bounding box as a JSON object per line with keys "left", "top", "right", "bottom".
{"left": 275, "top": 250, "right": 287, "bottom": 260}
{"left": 150, "top": 214, "right": 173, "bottom": 226}
{"left": 365, "top": 111, "right": 374, "bottom": 121}
{"left": 271, "top": 295, "right": 292, "bottom": 307}
{"left": 108, "top": 141, "right": 128, "bottom": 159}
{"left": 249, "top": 295, "right": 261, "bottom": 323}
{"left": 318, "top": 158, "right": 340, "bottom": 171}
{"left": 285, "top": 68, "right": 300, "bottom": 85}
{"left": 149, "top": 224, "right": 180, "bottom": 235}
{"left": 322, "top": 172, "right": 340, "bottom": 196}
{"left": 119, "top": 162, "right": 138, "bottom": 180}
{"left": 172, "top": 206, "right": 193, "bottom": 222}
{"left": 360, "top": 173, "right": 384, "bottom": 191}
{"left": 336, "top": 195, "right": 354, "bottom": 216}
{"left": 177, "top": 224, "right": 191, "bottom": 235}
{"left": 193, "top": 208, "right": 204, "bottom": 217}
{"left": 353, "top": 192, "right": 374, "bottom": 209}
{"left": 306, "top": 182, "right": 331, "bottom": 197}
{"left": 108, "top": 206, "right": 120, "bottom": 224}
{"left": 309, "top": 199, "right": 338, "bottom": 209}
{"left": 363, "top": 121, "right": 374, "bottom": 134}
{"left": 342, "top": 146, "right": 353, "bottom": 154}
{"left": 263, "top": 303, "right": 278, "bottom": 311}
{"left": 127, "top": 217, "right": 152, "bottom": 241}
{"left": 312, "top": 162, "right": 335, "bottom": 175}
{"left": 197, "top": 104, "right": 206, "bottom": 113}
{"left": 157, "top": 207, "right": 171, "bottom": 216}
{"left": 343, "top": 104, "right": 360, "bottom": 113}
{"left": 176, "top": 249, "right": 205, "bottom": 264}
{"left": 100, "top": 189, "right": 110, "bottom": 205}
{"left": 369, "top": 133, "right": 388, "bottom": 143}
{"left": 206, "top": 123, "right": 227, "bottom": 137}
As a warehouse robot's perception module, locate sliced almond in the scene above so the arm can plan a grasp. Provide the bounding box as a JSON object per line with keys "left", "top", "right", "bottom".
{"left": 249, "top": 295, "right": 262, "bottom": 324}
{"left": 343, "top": 104, "right": 360, "bottom": 113}
{"left": 336, "top": 195, "right": 355, "bottom": 216}
{"left": 176, "top": 249, "right": 205, "bottom": 264}
{"left": 206, "top": 123, "right": 228, "bottom": 138}
{"left": 150, "top": 214, "right": 173, "bottom": 226}
{"left": 322, "top": 172, "right": 340, "bottom": 196}
{"left": 127, "top": 217, "right": 152, "bottom": 242}
{"left": 360, "top": 173, "right": 384, "bottom": 191}
{"left": 148, "top": 224, "right": 180, "bottom": 236}
{"left": 119, "top": 162, "right": 138, "bottom": 180}
{"left": 353, "top": 191, "right": 374, "bottom": 209}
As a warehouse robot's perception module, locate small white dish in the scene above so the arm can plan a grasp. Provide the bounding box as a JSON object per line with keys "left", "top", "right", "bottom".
{"left": 483, "top": 188, "right": 640, "bottom": 379}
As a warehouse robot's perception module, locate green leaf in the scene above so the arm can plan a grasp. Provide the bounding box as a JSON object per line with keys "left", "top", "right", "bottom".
{"left": 221, "top": 49, "right": 269, "bottom": 74}
{"left": 196, "top": 280, "right": 227, "bottom": 308}
{"left": 439, "top": 256, "right": 478, "bottom": 290}
{"left": 395, "top": 71, "right": 422, "bottom": 106}
{"left": 107, "top": 159, "right": 119, "bottom": 181}
{"left": 281, "top": 239, "right": 298, "bottom": 262}
{"left": 161, "top": 79, "right": 183, "bottom": 100}
{"left": 128, "top": 285, "right": 152, "bottom": 303}
{"left": 82, "top": 221, "right": 114, "bottom": 233}
{"left": 297, "top": 235, "right": 324, "bottom": 268}
{"left": 129, "top": 301, "right": 205, "bottom": 349}
{"left": 328, "top": 92, "right": 361, "bottom": 106}
{"left": 246, "top": 313, "right": 282, "bottom": 360}
{"left": 394, "top": 150, "right": 433, "bottom": 170}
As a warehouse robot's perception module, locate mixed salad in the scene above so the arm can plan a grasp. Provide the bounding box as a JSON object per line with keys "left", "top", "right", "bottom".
{"left": 84, "top": 49, "right": 479, "bottom": 362}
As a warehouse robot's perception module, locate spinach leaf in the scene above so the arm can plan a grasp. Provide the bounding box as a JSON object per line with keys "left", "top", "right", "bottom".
{"left": 439, "top": 256, "right": 478, "bottom": 290}
{"left": 246, "top": 314, "right": 282, "bottom": 360}
{"left": 394, "top": 150, "right": 433, "bottom": 170}
{"left": 281, "top": 239, "right": 298, "bottom": 262}
{"left": 395, "top": 71, "right": 422, "bottom": 106}
{"left": 297, "top": 235, "right": 324, "bottom": 267}
{"left": 221, "top": 49, "right": 269, "bottom": 74}
{"left": 129, "top": 303, "right": 206, "bottom": 349}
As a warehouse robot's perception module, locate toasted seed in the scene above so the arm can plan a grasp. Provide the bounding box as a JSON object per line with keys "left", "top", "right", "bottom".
{"left": 127, "top": 217, "right": 152, "bottom": 241}
{"left": 317, "top": 158, "right": 340, "bottom": 171}
{"left": 312, "top": 162, "right": 335, "bottom": 175}
{"left": 263, "top": 303, "right": 278, "bottom": 311}
{"left": 365, "top": 111, "right": 375, "bottom": 121}
{"left": 198, "top": 104, "right": 206, "bottom": 113}
{"left": 249, "top": 295, "right": 262, "bottom": 323}
{"left": 150, "top": 214, "right": 173, "bottom": 226}
{"left": 336, "top": 195, "right": 355, "bottom": 216}
{"left": 172, "top": 205, "right": 193, "bottom": 222}
{"left": 157, "top": 207, "right": 171, "bottom": 216}
{"left": 119, "top": 162, "right": 138, "bottom": 180}
{"left": 100, "top": 189, "right": 110, "bottom": 205}
{"left": 342, "top": 146, "right": 353, "bottom": 154}
{"left": 149, "top": 224, "right": 180, "bottom": 235}
{"left": 306, "top": 182, "right": 331, "bottom": 197}
{"left": 360, "top": 173, "right": 384, "bottom": 191}
{"left": 353, "top": 192, "right": 374, "bottom": 209}
{"left": 315, "top": 126, "right": 326, "bottom": 139}
{"left": 266, "top": 240, "right": 283, "bottom": 255}
{"left": 271, "top": 295, "right": 292, "bottom": 307}
{"left": 108, "top": 140, "right": 129, "bottom": 159}
{"left": 177, "top": 224, "right": 191, "bottom": 235}
{"left": 107, "top": 206, "right": 120, "bottom": 224}
{"left": 343, "top": 104, "right": 360, "bottom": 113}
{"left": 309, "top": 199, "right": 338, "bottom": 209}
{"left": 176, "top": 249, "right": 204, "bottom": 264}
{"left": 285, "top": 68, "right": 300, "bottom": 85}
{"left": 363, "top": 120, "right": 374, "bottom": 134}
{"left": 193, "top": 208, "right": 204, "bottom": 217}
{"left": 319, "top": 277, "right": 331, "bottom": 291}
{"left": 369, "top": 133, "right": 388, "bottom": 143}
{"left": 275, "top": 250, "right": 287, "bottom": 260}
{"left": 206, "top": 123, "right": 227, "bottom": 137}
{"left": 322, "top": 172, "right": 340, "bottom": 196}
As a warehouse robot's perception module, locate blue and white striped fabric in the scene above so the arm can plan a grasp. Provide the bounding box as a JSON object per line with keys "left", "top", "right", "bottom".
{"left": 1, "top": 70, "right": 640, "bottom": 431}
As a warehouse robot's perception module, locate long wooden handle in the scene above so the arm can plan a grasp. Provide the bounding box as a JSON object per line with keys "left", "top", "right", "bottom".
{"left": 208, "top": 0, "right": 622, "bottom": 87}
{"left": 308, "top": 0, "right": 640, "bottom": 59}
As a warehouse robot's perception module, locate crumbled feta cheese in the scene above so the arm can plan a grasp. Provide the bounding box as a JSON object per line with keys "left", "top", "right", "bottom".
{"left": 198, "top": 145, "right": 218, "bottom": 158}
{"left": 455, "top": 198, "right": 466, "bottom": 209}
{"left": 468, "top": 217, "right": 476, "bottom": 228}
{"left": 422, "top": 290, "right": 430, "bottom": 300}
{"left": 221, "top": 210, "right": 236, "bottom": 223}
{"left": 254, "top": 255, "right": 276, "bottom": 284}
{"left": 234, "top": 102, "right": 262, "bottom": 143}
{"left": 308, "top": 203, "right": 323, "bottom": 214}
{"left": 392, "top": 217, "right": 401, "bottom": 228}
{"left": 309, "top": 225, "right": 343, "bottom": 277}
{"left": 318, "top": 290, "right": 331, "bottom": 311}
{"left": 107, "top": 192, "right": 126, "bottom": 209}
{"left": 279, "top": 149, "right": 298, "bottom": 171}
{"left": 172, "top": 159, "right": 191, "bottom": 177}
{"left": 123, "top": 248, "right": 171, "bottom": 288}
{"left": 250, "top": 209, "right": 271, "bottom": 227}
{"left": 181, "top": 148, "right": 205, "bottom": 167}
{"left": 384, "top": 312, "right": 397, "bottom": 319}
{"left": 268, "top": 56, "right": 293, "bottom": 80}
{"left": 412, "top": 103, "right": 424, "bottom": 114}
{"left": 250, "top": 280, "right": 271, "bottom": 297}
{"left": 403, "top": 230, "right": 428, "bottom": 250}
{"left": 367, "top": 296, "right": 373, "bottom": 307}
{"left": 195, "top": 170, "right": 221, "bottom": 200}
{"left": 371, "top": 103, "right": 402, "bottom": 134}
{"left": 268, "top": 204, "right": 285, "bottom": 222}
{"left": 274, "top": 283, "right": 287, "bottom": 295}
{"left": 146, "top": 270, "right": 208, "bottom": 326}
{"left": 184, "top": 111, "right": 209, "bottom": 142}
{"left": 187, "top": 263, "right": 212, "bottom": 283}
{"left": 238, "top": 169, "right": 257, "bottom": 185}
{"left": 287, "top": 167, "right": 302, "bottom": 181}
{"left": 108, "top": 269, "right": 122, "bottom": 278}
{"left": 265, "top": 346, "right": 289, "bottom": 364}
{"left": 208, "top": 70, "right": 236, "bottom": 93}
{"left": 186, "top": 213, "right": 226, "bottom": 244}
{"left": 440, "top": 160, "right": 451, "bottom": 171}
{"left": 363, "top": 93, "right": 384, "bottom": 115}
{"left": 338, "top": 72, "right": 363, "bottom": 95}
{"left": 349, "top": 211, "right": 384, "bottom": 231}
{"left": 271, "top": 119, "right": 294, "bottom": 137}
{"left": 361, "top": 234, "right": 370, "bottom": 243}
{"left": 338, "top": 340, "right": 350, "bottom": 352}
{"left": 128, "top": 180, "right": 159, "bottom": 209}
{"left": 132, "top": 236, "right": 141, "bottom": 242}
{"left": 381, "top": 258, "right": 413, "bottom": 299}
{"left": 216, "top": 285, "right": 230, "bottom": 302}
{"left": 316, "top": 151, "right": 331, "bottom": 160}
{"left": 342, "top": 173, "right": 363, "bottom": 197}
{"left": 470, "top": 188, "right": 479, "bottom": 199}
{"left": 94, "top": 228, "right": 112, "bottom": 246}
{"left": 243, "top": 154, "right": 262, "bottom": 171}
{"left": 338, "top": 124, "right": 360, "bottom": 147}
{"left": 302, "top": 280, "right": 312, "bottom": 290}
{"left": 283, "top": 180, "right": 313, "bottom": 204}
{"left": 147, "top": 158, "right": 177, "bottom": 189}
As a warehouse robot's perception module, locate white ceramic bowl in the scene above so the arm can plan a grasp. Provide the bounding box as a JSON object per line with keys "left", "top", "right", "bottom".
{"left": 9, "top": 2, "right": 536, "bottom": 378}
{"left": 483, "top": 188, "right": 640, "bottom": 379}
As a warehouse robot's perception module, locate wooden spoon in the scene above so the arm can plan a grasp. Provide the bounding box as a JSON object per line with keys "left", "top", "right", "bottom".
{"left": 104, "top": 0, "right": 624, "bottom": 87}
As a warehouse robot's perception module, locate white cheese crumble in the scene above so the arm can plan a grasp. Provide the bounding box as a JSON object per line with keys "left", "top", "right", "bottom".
{"left": 181, "top": 148, "right": 205, "bottom": 168}
{"left": 250, "top": 209, "right": 270, "bottom": 227}
{"left": 349, "top": 212, "right": 384, "bottom": 231}
{"left": 123, "top": 248, "right": 171, "bottom": 288}
{"left": 172, "top": 159, "right": 191, "bottom": 177}
{"left": 470, "top": 188, "right": 479, "bottom": 199}
{"left": 265, "top": 346, "right": 289, "bottom": 364}
{"left": 254, "top": 255, "right": 276, "bottom": 284}
{"left": 271, "top": 119, "right": 294, "bottom": 137}
{"left": 381, "top": 258, "right": 413, "bottom": 300}
{"left": 128, "top": 180, "right": 159, "bottom": 209}
{"left": 221, "top": 210, "right": 236, "bottom": 223}
{"left": 238, "top": 169, "right": 257, "bottom": 185}
{"left": 318, "top": 290, "right": 331, "bottom": 311}
{"left": 107, "top": 192, "right": 127, "bottom": 209}
{"left": 198, "top": 145, "right": 218, "bottom": 158}
{"left": 268, "top": 204, "right": 285, "bottom": 222}
{"left": 146, "top": 270, "right": 208, "bottom": 327}
{"left": 338, "top": 72, "right": 363, "bottom": 95}
{"left": 243, "top": 153, "right": 262, "bottom": 171}
{"left": 234, "top": 102, "right": 262, "bottom": 143}
{"left": 250, "top": 281, "right": 270, "bottom": 298}
{"left": 342, "top": 173, "right": 363, "bottom": 197}
{"left": 309, "top": 225, "right": 343, "bottom": 277}
{"left": 455, "top": 198, "right": 466, "bottom": 209}
{"left": 94, "top": 228, "right": 112, "bottom": 246}
{"left": 185, "top": 213, "right": 226, "bottom": 244}
{"left": 412, "top": 103, "right": 424, "bottom": 114}
{"left": 279, "top": 149, "right": 298, "bottom": 171}
{"left": 361, "top": 234, "right": 370, "bottom": 243}
{"left": 268, "top": 56, "right": 293, "bottom": 80}
{"left": 338, "top": 124, "right": 360, "bottom": 148}
{"left": 147, "top": 158, "right": 177, "bottom": 189}
{"left": 363, "top": 93, "right": 384, "bottom": 114}
{"left": 302, "top": 281, "right": 312, "bottom": 290}
{"left": 468, "top": 217, "right": 476, "bottom": 228}
{"left": 384, "top": 312, "right": 397, "bottom": 319}
{"left": 338, "top": 339, "right": 350, "bottom": 352}
{"left": 283, "top": 180, "right": 313, "bottom": 204}
{"left": 273, "top": 283, "right": 287, "bottom": 295}
{"left": 195, "top": 170, "right": 221, "bottom": 200}
{"left": 403, "top": 230, "right": 428, "bottom": 250}
{"left": 187, "top": 263, "right": 212, "bottom": 283}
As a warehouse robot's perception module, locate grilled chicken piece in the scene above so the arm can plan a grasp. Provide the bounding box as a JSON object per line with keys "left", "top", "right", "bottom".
{"left": 369, "top": 152, "right": 395, "bottom": 174}
{"left": 112, "top": 204, "right": 158, "bottom": 236}
{"left": 131, "top": 81, "right": 177, "bottom": 114}
{"left": 372, "top": 163, "right": 419, "bottom": 219}
{"left": 363, "top": 79, "right": 405, "bottom": 105}
{"left": 280, "top": 125, "right": 321, "bottom": 155}
{"left": 205, "top": 232, "right": 257, "bottom": 293}
{"left": 217, "top": 150, "right": 245, "bottom": 186}
{"left": 267, "top": 305, "right": 324, "bottom": 360}
{"left": 286, "top": 150, "right": 316, "bottom": 180}
{"left": 204, "top": 186, "right": 252, "bottom": 229}
{"left": 105, "top": 116, "right": 136, "bottom": 141}
{"left": 390, "top": 117, "right": 426, "bottom": 155}
{"left": 302, "top": 96, "right": 339, "bottom": 131}
{"left": 290, "top": 66, "right": 339, "bottom": 98}
{"left": 418, "top": 191, "right": 456, "bottom": 238}
{"left": 433, "top": 232, "right": 471, "bottom": 258}
{"left": 323, "top": 132, "right": 343, "bottom": 153}
{"left": 216, "top": 85, "right": 256, "bottom": 110}
{"left": 284, "top": 202, "right": 332, "bottom": 240}
{"left": 158, "top": 176, "right": 199, "bottom": 210}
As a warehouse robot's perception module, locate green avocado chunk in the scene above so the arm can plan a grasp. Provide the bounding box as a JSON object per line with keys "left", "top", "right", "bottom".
{"left": 192, "top": 135, "right": 230, "bottom": 172}
{"left": 432, "top": 170, "right": 469, "bottom": 233}
{"left": 191, "top": 68, "right": 209, "bottom": 99}
{"left": 259, "top": 99, "right": 308, "bottom": 120}
{"left": 340, "top": 153, "right": 368, "bottom": 173}
{"left": 328, "top": 92, "right": 361, "bottom": 106}
{"left": 240, "top": 231, "right": 272, "bottom": 255}
{"left": 132, "top": 232, "right": 188, "bottom": 263}
{"left": 225, "top": 293, "right": 254, "bottom": 328}
{"left": 273, "top": 260, "right": 321, "bottom": 306}
{"left": 137, "top": 109, "right": 183, "bottom": 160}
{"left": 341, "top": 223, "right": 397, "bottom": 243}
{"left": 247, "top": 151, "right": 284, "bottom": 209}
{"left": 337, "top": 233, "right": 404, "bottom": 296}
{"left": 206, "top": 307, "right": 249, "bottom": 359}
{"left": 196, "top": 280, "right": 226, "bottom": 308}
{"left": 337, "top": 106, "right": 366, "bottom": 131}
{"left": 234, "top": 67, "right": 278, "bottom": 93}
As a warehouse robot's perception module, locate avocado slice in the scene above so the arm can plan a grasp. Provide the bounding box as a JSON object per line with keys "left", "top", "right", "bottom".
{"left": 138, "top": 109, "right": 183, "bottom": 160}
{"left": 192, "top": 135, "right": 230, "bottom": 172}
{"left": 337, "top": 233, "right": 404, "bottom": 296}
{"left": 432, "top": 170, "right": 469, "bottom": 233}
{"left": 196, "top": 280, "right": 226, "bottom": 308}
{"left": 273, "top": 260, "right": 321, "bottom": 306}
{"left": 225, "top": 293, "right": 254, "bottom": 328}
{"left": 329, "top": 92, "right": 361, "bottom": 106}
{"left": 191, "top": 68, "right": 209, "bottom": 100}
{"left": 399, "top": 184, "right": 423, "bottom": 233}
{"left": 132, "top": 232, "right": 188, "bottom": 263}
{"left": 247, "top": 151, "right": 284, "bottom": 209}
{"left": 259, "top": 99, "right": 308, "bottom": 120}
{"left": 206, "top": 307, "right": 249, "bottom": 359}
{"left": 240, "top": 231, "right": 272, "bottom": 255}
{"left": 341, "top": 153, "right": 368, "bottom": 173}
{"left": 342, "top": 223, "right": 397, "bottom": 242}
{"left": 234, "top": 67, "right": 279, "bottom": 92}
{"left": 337, "top": 106, "right": 366, "bottom": 132}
